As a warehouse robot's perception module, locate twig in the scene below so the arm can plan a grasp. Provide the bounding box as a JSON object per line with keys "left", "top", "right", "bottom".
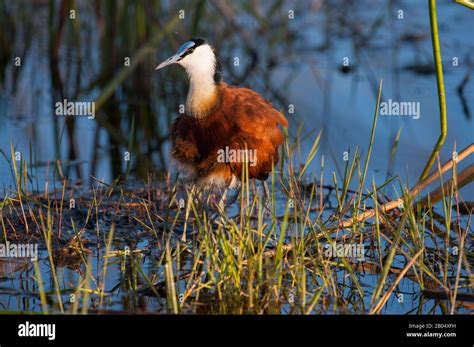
{"left": 423, "top": 289, "right": 474, "bottom": 302}
{"left": 256, "top": 144, "right": 473, "bottom": 263}
{"left": 454, "top": 0, "right": 474, "bottom": 10}
{"left": 369, "top": 249, "right": 424, "bottom": 314}
{"left": 419, "top": 164, "right": 474, "bottom": 207}
{"left": 339, "top": 144, "right": 473, "bottom": 229}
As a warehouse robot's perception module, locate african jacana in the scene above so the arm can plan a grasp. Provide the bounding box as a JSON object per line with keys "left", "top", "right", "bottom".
{"left": 156, "top": 38, "right": 287, "bottom": 199}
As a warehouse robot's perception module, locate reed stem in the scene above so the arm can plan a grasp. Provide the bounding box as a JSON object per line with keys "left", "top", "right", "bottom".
{"left": 419, "top": 0, "right": 447, "bottom": 181}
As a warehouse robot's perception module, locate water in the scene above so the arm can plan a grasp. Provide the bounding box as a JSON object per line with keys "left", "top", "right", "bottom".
{"left": 0, "top": 0, "right": 472, "bottom": 314}
{"left": 0, "top": 1, "right": 472, "bottom": 192}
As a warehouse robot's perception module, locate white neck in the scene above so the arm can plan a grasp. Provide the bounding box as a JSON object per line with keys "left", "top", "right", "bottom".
{"left": 179, "top": 45, "right": 218, "bottom": 118}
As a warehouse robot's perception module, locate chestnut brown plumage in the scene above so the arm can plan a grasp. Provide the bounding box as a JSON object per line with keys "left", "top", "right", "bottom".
{"left": 171, "top": 83, "right": 287, "bottom": 187}
{"left": 157, "top": 38, "right": 287, "bottom": 189}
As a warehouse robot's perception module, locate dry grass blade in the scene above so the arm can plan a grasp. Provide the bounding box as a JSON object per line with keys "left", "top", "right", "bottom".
{"left": 339, "top": 143, "right": 473, "bottom": 229}
{"left": 370, "top": 249, "right": 424, "bottom": 314}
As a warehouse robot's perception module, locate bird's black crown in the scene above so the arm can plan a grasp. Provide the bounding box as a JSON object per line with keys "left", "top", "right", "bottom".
{"left": 189, "top": 37, "right": 207, "bottom": 46}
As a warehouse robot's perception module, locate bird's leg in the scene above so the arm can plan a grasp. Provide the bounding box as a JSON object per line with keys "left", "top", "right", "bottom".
{"left": 207, "top": 188, "right": 227, "bottom": 226}
{"left": 217, "top": 188, "right": 228, "bottom": 213}
{"left": 204, "top": 185, "right": 221, "bottom": 209}
{"left": 262, "top": 180, "right": 272, "bottom": 216}
{"left": 182, "top": 183, "right": 198, "bottom": 238}
{"left": 213, "top": 176, "right": 240, "bottom": 210}
{"left": 198, "top": 184, "right": 226, "bottom": 227}
{"left": 211, "top": 180, "right": 242, "bottom": 224}
{"left": 225, "top": 186, "right": 241, "bottom": 209}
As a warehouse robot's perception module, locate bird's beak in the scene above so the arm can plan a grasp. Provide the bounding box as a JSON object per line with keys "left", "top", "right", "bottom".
{"left": 155, "top": 53, "right": 180, "bottom": 70}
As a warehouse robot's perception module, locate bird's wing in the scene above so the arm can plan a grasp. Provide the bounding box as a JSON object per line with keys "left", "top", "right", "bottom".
{"left": 222, "top": 85, "right": 288, "bottom": 180}
{"left": 170, "top": 85, "right": 288, "bottom": 182}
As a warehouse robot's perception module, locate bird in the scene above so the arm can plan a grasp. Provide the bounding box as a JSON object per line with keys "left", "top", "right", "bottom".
{"left": 156, "top": 38, "right": 288, "bottom": 199}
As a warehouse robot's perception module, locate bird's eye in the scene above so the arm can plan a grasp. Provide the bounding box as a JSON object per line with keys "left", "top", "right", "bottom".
{"left": 178, "top": 47, "right": 195, "bottom": 60}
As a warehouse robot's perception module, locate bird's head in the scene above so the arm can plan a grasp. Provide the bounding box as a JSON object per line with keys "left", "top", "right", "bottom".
{"left": 156, "top": 38, "right": 221, "bottom": 83}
